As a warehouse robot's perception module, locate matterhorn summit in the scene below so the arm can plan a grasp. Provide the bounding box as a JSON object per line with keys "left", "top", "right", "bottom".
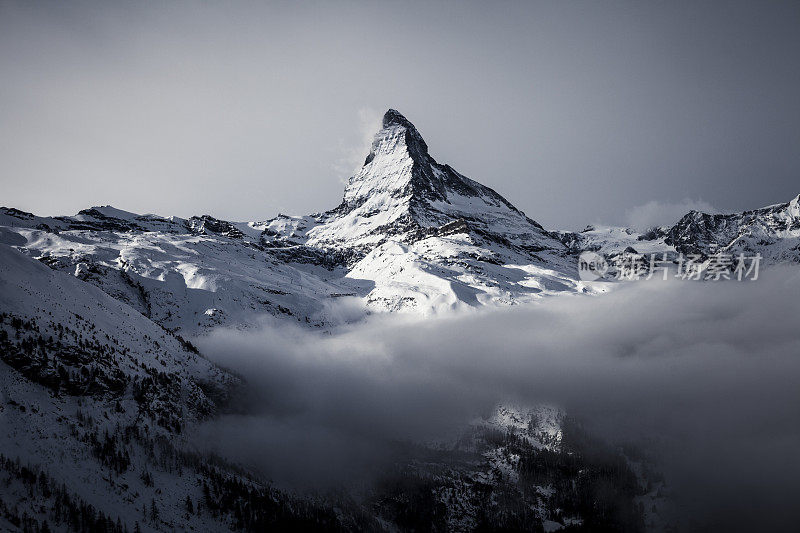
{"left": 289, "top": 109, "right": 567, "bottom": 258}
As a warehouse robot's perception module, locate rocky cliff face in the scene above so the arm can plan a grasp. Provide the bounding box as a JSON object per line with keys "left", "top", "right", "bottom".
{"left": 665, "top": 194, "right": 800, "bottom": 259}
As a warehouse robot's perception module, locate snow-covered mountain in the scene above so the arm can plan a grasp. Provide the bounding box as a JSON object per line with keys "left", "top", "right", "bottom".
{"left": 0, "top": 108, "right": 797, "bottom": 531}
{"left": 261, "top": 109, "right": 578, "bottom": 312}
{"left": 665, "top": 194, "right": 800, "bottom": 259}
{"left": 3, "top": 110, "right": 798, "bottom": 331}
{"left": 3, "top": 109, "right": 796, "bottom": 333}
{"left": 285, "top": 109, "right": 563, "bottom": 253}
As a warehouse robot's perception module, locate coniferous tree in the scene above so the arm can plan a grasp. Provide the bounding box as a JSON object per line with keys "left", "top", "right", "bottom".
{"left": 150, "top": 498, "right": 159, "bottom": 523}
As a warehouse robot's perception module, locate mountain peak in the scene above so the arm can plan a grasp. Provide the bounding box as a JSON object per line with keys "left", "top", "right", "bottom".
{"left": 367, "top": 109, "right": 429, "bottom": 162}
{"left": 382, "top": 109, "right": 415, "bottom": 129}
{"left": 313, "top": 108, "right": 560, "bottom": 254}
{"left": 342, "top": 109, "right": 431, "bottom": 209}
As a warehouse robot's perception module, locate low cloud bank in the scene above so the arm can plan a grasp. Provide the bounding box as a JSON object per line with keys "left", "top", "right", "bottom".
{"left": 195, "top": 268, "right": 800, "bottom": 531}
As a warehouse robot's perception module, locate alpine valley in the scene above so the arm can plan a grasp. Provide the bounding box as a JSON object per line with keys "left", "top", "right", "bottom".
{"left": 1, "top": 110, "right": 798, "bottom": 532}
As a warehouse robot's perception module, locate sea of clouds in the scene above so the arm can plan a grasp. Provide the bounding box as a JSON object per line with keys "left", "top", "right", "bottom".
{"left": 195, "top": 267, "right": 800, "bottom": 531}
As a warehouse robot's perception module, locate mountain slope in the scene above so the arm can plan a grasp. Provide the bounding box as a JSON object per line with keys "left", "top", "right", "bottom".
{"left": 0, "top": 243, "right": 233, "bottom": 410}
{"left": 0, "top": 243, "right": 373, "bottom": 531}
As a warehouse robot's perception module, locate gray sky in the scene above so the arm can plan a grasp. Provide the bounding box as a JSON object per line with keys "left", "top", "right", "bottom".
{"left": 1, "top": 0, "right": 799, "bottom": 230}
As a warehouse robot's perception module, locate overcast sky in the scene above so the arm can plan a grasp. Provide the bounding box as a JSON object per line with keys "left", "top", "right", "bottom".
{"left": 1, "top": 0, "right": 799, "bottom": 229}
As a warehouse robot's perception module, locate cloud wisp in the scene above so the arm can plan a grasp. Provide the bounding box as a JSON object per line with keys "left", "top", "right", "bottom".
{"left": 624, "top": 198, "right": 719, "bottom": 230}
{"left": 195, "top": 268, "right": 800, "bottom": 531}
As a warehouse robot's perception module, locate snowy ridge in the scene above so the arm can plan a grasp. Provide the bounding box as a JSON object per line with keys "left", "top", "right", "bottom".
{"left": 0, "top": 206, "right": 365, "bottom": 333}
{"left": 665, "top": 193, "right": 800, "bottom": 260}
